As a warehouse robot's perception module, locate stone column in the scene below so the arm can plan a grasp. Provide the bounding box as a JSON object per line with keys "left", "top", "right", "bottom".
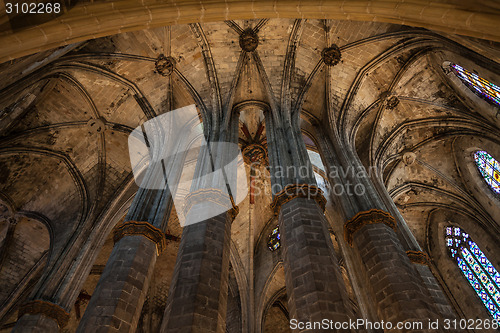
{"left": 370, "top": 160, "right": 458, "bottom": 322}
{"left": 262, "top": 96, "right": 353, "bottom": 330}
{"left": 76, "top": 222, "right": 166, "bottom": 333}
{"left": 160, "top": 109, "right": 240, "bottom": 332}
{"left": 76, "top": 179, "right": 171, "bottom": 332}
{"left": 406, "top": 251, "right": 458, "bottom": 321}
{"left": 274, "top": 185, "right": 353, "bottom": 328}
{"left": 344, "top": 209, "right": 442, "bottom": 330}
{"left": 317, "top": 125, "right": 447, "bottom": 329}
{"left": 159, "top": 207, "right": 235, "bottom": 333}
{"left": 14, "top": 300, "right": 68, "bottom": 332}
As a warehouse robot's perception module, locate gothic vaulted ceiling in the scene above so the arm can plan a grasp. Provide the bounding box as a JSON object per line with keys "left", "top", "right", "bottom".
{"left": 1, "top": 15, "right": 500, "bottom": 329}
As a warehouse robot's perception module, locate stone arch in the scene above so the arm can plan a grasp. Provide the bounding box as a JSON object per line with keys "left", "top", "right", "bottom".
{"left": 3, "top": 1, "right": 500, "bottom": 63}
{"left": 254, "top": 217, "right": 286, "bottom": 333}
{"left": 228, "top": 241, "right": 249, "bottom": 333}
{"left": 62, "top": 219, "right": 118, "bottom": 332}
{"left": 0, "top": 147, "right": 89, "bottom": 237}
{"left": 261, "top": 287, "right": 290, "bottom": 333}
{"left": 64, "top": 173, "right": 179, "bottom": 331}
{"left": 0, "top": 214, "right": 50, "bottom": 328}
{"left": 452, "top": 136, "right": 500, "bottom": 227}
{"left": 257, "top": 264, "right": 286, "bottom": 333}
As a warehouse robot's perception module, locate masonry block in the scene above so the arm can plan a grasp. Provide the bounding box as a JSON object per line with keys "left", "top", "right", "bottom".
{"left": 160, "top": 210, "right": 231, "bottom": 333}
{"left": 76, "top": 235, "right": 157, "bottom": 333}
{"left": 279, "top": 197, "right": 352, "bottom": 332}
{"left": 13, "top": 313, "right": 60, "bottom": 333}
{"left": 353, "top": 223, "right": 444, "bottom": 331}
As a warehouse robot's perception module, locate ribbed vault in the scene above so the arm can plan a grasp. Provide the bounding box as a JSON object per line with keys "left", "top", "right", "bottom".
{"left": 0, "top": 14, "right": 500, "bottom": 331}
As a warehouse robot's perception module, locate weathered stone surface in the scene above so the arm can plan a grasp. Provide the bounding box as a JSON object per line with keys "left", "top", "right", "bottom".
{"left": 414, "top": 264, "right": 457, "bottom": 321}
{"left": 161, "top": 209, "right": 231, "bottom": 333}
{"left": 1, "top": 14, "right": 500, "bottom": 333}
{"left": 279, "top": 197, "right": 352, "bottom": 329}
{"left": 76, "top": 236, "right": 157, "bottom": 333}
{"left": 13, "top": 313, "right": 60, "bottom": 333}
{"left": 353, "top": 222, "right": 441, "bottom": 329}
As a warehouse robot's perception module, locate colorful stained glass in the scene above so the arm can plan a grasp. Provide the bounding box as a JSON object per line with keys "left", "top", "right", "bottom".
{"left": 457, "top": 257, "right": 500, "bottom": 319}
{"left": 446, "top": 226, "right": 500, "bottom": 319}
{"left": 267, "top": 225, "right": 281, "bottom": 251}
{"left": 450, "top": 63, "right": 500, "bottom": 107}
{"left": 474, "top": 150, "right": 500, "bottom": 195}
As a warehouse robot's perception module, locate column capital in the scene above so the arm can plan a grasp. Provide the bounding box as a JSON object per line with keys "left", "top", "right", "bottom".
{"left": 406, "top": 250, "right": 431, "bottom": 266}
{"left": 113, "top": 221, "right": 167, "bottom": 255}
{"left": 183, "top": 189, "right": 232, "bottom": 214}
{"left": 271, "top": 184, "right": 326, "bottom": 215}
{"left": 18, "top": 300, "right": 69, "bottom": 328}
{"left": 183, "top": 188, "right": 239, "bottom": 222}
{"left": 344, "top": 209, "right": 397, "bottom": 246}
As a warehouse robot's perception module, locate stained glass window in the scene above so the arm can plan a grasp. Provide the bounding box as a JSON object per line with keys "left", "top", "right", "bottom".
{"left": 267, "top": 225, "right": 281, "bottom": 251}
{"left": 450, "top": 63, "right": 500, "bottom": 107}
{"left": 474, "top": 150, "right": 500, "bottom": 195}
{"left": 445, "top": 226, "right": 500, "bottom": 319}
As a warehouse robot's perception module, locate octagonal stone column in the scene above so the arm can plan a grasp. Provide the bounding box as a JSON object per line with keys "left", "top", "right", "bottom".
{"left": 76, "top": 177, "right": 172, "bottom": 333}
{"left": 274, "top": 185, "right": 353, "bottom": 330}
{"left": 159, "top": 200, "right": 237, "bottom": 333}
{"left": 406, "top": 251, "right": 458, "bottom": 322}
{"left": 317, "top": 126, "right": 449, "bottom": 331}
{"left": 370, "top": 162, "right": 458, "bottom": 323}
{"left": 76, "top": 222, "right": 166, "bottom": 333}
{"left": 262, "top": 95, "right": 354, "bottom": 330}
{"left": 344, "top": 209, "right": 444, "bottom": 331}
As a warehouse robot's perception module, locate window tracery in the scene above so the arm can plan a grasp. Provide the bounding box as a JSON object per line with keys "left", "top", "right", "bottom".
{"left": 474, "top": 150, "right": 500, "bottom": 195}
{"left": 450, "top": 63, "right": 500, "bottom": 107}
{"left": 445, "top": 226, "right": 500, "bottom": 319}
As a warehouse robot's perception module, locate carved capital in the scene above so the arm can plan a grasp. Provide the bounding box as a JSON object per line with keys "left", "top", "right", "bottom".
{"left": 344, "top": 209, "right": 397, "bottom": 246}
{"left": 406, "top": 250, "right": 431, "bottom": 265}
{"left": 183, "top": 188, "right": 232, "bottom": 215}
{"left": 113, "top": 221, "right": 167, "bottom": 255}
{"left": 18, "top": 300, "right": 69, "bottom": 328}
{"left": 271, "top": 184, "right": 326, "bottom": 215}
